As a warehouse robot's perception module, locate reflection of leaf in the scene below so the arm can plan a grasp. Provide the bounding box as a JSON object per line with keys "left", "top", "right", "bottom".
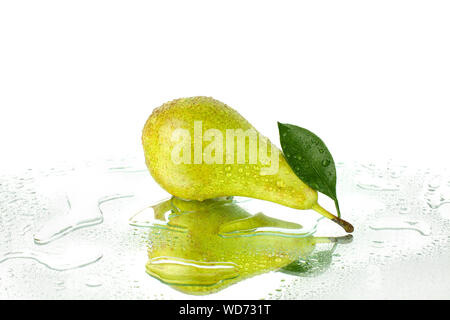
{"left": 278, "top": 122, "right": 341, "bottom": 217}
{"left": 280, "top": 244, "right": 336, "bottom": 277}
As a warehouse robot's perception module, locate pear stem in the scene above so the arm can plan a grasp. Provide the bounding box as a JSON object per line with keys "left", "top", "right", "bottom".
{"left": 312, "top": 203, "right": 354, "bottom": 233}
{"left": 313, "top": 234, "right": 353, "bottom": 244}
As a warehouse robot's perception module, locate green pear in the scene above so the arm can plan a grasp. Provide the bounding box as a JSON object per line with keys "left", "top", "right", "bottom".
{"left": 145, "top": 197, "right": 351, "bottom": 295}
{"left": 142, "top": 96, "right": 353, "bottom": 232}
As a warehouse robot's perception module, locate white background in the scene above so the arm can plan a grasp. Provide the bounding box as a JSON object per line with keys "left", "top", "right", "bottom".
{"left": 1, "top": 1, "right": 449, "bottom": 171}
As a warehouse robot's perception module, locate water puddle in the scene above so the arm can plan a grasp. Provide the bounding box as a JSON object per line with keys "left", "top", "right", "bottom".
{"left": 33, "top": 193, "right": 133, "bottom": 245}
{"left": 369, "top": 218, "right": 432, "bottom": 236}
{"left": 0, "top": 244, "right": 102, "bottom": 271}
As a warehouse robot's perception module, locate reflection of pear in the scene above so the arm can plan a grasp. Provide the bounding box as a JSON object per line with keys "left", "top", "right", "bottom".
{"left": 142, "top": 97, "right": 353, "bottom": 232}
{"left": 145, "top": 197, "right": 351, "bottom": 295}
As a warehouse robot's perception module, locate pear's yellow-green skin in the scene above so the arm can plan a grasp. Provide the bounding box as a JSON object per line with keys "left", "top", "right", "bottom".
{"left": 146, "top": 197, "right": 317, "bottom": 295}
{"left": 142, "top": 96, "right": 318, "bottom": 210}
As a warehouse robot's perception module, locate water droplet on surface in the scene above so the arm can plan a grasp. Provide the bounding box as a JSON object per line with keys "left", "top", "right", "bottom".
{"left": 370, "top": 240, "right": 384, "bottom": 248}
{"left": 321, "top": 159, "right": 330, "bottom": 167}
{"left": 85, "top": 275, "right": 103, "bottom": 288}
{"left": 356, "top": 178, "right": 399, "bottom": 191}
{"left": 427, "top": 176, "right": 441, "bottom": 191}
{"left": 426, "top": 194, "right": 450, "bottom": 209}
{"left": 399, "top": 207, "right": 410, "bottom": 214}
{"left": 276, "top": 180, "right": 285, "bottom": 188}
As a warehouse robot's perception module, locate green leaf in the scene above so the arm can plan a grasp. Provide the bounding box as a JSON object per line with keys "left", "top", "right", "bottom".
{"left": 278, "top": 122, "right": 341, "bottom": 217}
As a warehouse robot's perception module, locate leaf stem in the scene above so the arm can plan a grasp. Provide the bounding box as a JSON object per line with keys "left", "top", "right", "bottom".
{"left": 334, "top": 199, "right": 341, "bottom": 218}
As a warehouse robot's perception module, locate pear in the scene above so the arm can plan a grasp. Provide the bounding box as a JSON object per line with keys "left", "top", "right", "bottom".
{"left": 142, "top": 96, "right": 353, "bottom": 232}
{"left": 146, "top": 197, "right": 351, "bottom": 295}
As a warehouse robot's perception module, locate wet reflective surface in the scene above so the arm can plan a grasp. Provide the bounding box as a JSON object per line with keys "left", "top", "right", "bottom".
{"left": 1, "top": 158, "right": 449, "bottom": 299}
